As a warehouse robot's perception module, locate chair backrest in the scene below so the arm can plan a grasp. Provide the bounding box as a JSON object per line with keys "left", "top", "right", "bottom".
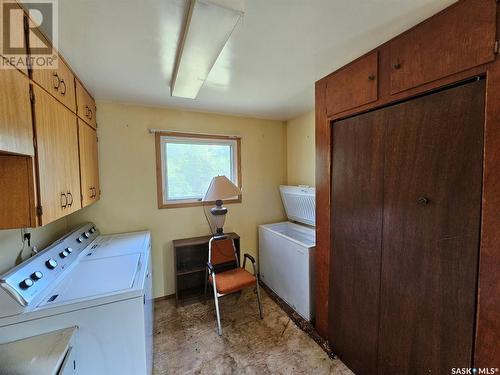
{"left": 209, "top": 237, "right": 238, "bottom": 266}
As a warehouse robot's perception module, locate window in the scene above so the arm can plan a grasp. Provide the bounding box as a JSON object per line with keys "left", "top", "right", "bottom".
{"left": 155, "top": 132, "right": 241, "bottom": 208}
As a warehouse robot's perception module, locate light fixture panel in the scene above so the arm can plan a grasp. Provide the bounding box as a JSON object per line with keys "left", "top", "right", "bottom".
{"left": 171, "top": 0, "right": 243, "bottom": 99}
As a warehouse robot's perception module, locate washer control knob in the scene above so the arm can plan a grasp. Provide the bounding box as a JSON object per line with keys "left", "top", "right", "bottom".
{"left": 76, "top": 236, "right": 83, "bottom": 243}
{"left": 59, "top": 250, "right": 69, "bottom": 258}
{"left": 83, "top": 232, "right": 90, "bottom": 239}
{"left": 20, "top": 278, "right": 34, "bottom": 289}
{"left": 66, "top": 247, "right": 73, "bottom": 253}
{"left": 89, "top": 227, "right": 96, "bottom": 233}
{"left": 31, "top": 271, "right": 43, "bottom": 281}
{"left": 45, "top": 259, "right": 57, "bottom": 269}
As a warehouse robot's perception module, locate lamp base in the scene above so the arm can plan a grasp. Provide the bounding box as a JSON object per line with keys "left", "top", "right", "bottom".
{"left": 213, "top": 227, "right": 227, "bottom": 240}
{"left": 210, "top": 200, "right": 228, "bottom": 239}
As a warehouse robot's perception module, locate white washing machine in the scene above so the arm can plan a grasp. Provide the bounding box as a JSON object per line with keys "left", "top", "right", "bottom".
{"left": 259, "top": 185, "right": 316, "bottom": 321}
{"left": 0, "top": 223, "right": 153, "bottom": 374}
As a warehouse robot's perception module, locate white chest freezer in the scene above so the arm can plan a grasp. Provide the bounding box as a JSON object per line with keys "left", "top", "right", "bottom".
{"left": 259, "top": 185, "right": 315, "bottom": 321}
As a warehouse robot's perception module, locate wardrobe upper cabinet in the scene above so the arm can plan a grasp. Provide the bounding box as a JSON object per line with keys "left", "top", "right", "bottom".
{"left": 0, "top": 66, "right": 33, "bottom": 156}
{"left": 76, "top": 79, "right": 97, "bottom": 129}
{"left": 389, "top": 0, "right": 497, "bottom": 94}
{"left": 32, "top": 52, "right": 77, "bottom": 112}
{"left": 33, "top": 85, "right": 81, "bottom": 225}
{"left": 326, "top": 52, "right": 378, "bottom": 116}
{"left": 78, "top": 120, "right": 100, "bottom": 207}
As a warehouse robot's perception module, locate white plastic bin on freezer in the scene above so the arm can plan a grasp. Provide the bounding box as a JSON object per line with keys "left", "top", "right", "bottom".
{"left": 259, "top": 185, "right": 316, "bottom": 321}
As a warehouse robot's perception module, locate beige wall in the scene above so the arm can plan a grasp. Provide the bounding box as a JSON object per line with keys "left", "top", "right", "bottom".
{"left": 0, "top": 218, "right": 68, "bottom": 274}
{"left": 0, "top": 103, "right": 315, "bottom": 300}
{"left": 286, "top": 111, "right": 315, "bottom": 187}
{"left": 67, "top": 102, "right": 287, "bottom": 298}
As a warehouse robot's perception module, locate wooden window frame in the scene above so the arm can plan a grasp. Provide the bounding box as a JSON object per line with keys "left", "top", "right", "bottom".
{"left": 155, "top": 131, "right": 242, "bottom": 209}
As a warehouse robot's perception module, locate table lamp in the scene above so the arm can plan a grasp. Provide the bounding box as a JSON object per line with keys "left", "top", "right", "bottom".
{"left": 203, "top": 176, "right": 241, "bottom": 238}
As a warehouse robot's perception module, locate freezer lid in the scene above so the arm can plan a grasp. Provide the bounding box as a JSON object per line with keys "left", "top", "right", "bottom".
{"left": 279, "top": 185, "right": 315, "bottom": 226}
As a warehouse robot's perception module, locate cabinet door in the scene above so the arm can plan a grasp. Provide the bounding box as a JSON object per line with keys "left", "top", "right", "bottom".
{"left": 379, "top": 80, "right": 484, "bottom": 374}
{"left": 326, "top": 51, "right": 378, "bottom": 116}
{"left": 75, "top": 79, "right": 97, "bottom": 129}
{"left": 62, "top": 114, "right": 82, "bottom": 215}
{"left": 329, "top": 108, "right": 385, "bottom": 375}
{"left": 389, "top": 0, "right": 496, "bottom": 94}
{"left": 0, "top": 67, "right": 33, "bottom": 155}
{"left": 0, "top": 155, "right": 36, "bottom": 229}
{"left": 78, "top": 119, "right": 99, "bottom": 207}
{"left": 32, "top": 50, "right": 77, "bottom": 112}
{"left": 33, "top": 86, "right": 80, "bottom": 224}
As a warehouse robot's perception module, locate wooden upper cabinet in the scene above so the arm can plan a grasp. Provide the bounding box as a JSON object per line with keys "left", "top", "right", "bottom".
{"left": 325, "top": 52, "right": 378, "bottom": 116}
{"left": 27, "top": 7, "right": 77, "bottom": 111}
{"left": 33, "top": 85, "right": 80, "bottom": 225}
{"left": 389, "top": 0, "right": 497, "bottom": 94}
{"left": 0, "top": 2, "right": 99, "bottom": 229}
{"left": 75, "top": 79, "right": 97, "bottom": 129}
{"left": 31, "top": 34, "right": 76, "bottom": 112}
{"left": 0, "top": 67, "right": 33, "bottom": 155}
{"left": 78, "top": 119, "right": 100, "bottom": 207}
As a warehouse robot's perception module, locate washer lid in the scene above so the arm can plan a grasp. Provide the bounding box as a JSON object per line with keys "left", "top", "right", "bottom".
{"left": 279, "top": 185, "right": 315, "bottom": 226}
{"left": 38, "top": 253, "right": 141, "bottom": 307}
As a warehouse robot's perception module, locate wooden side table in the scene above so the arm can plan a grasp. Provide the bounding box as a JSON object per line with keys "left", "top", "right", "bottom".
{"left": 173, "top": 232, "right": 240, "bottom": 306}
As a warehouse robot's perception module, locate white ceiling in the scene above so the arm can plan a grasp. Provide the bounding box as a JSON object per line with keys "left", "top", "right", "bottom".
{"left": 56, "top": 0, "right": 457, "bottom": 121}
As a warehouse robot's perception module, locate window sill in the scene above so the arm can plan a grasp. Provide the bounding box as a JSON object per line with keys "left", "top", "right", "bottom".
{"left": 158, "top": 197, "right": 242, "bottom": 209}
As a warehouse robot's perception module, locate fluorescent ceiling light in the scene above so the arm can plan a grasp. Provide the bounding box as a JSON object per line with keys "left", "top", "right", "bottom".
{"left": 171, "top": 0, "right": 243, "bottom": 99}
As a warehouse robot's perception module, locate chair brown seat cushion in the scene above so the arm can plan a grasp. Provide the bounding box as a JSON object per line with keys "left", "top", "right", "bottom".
{"left": 209, "top": 268, "right": 256, "bottom": 295}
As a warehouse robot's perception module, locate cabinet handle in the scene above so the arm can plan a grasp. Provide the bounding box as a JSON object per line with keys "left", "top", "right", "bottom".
{"left": 393, "top": 62, "right": 401, "bottom": 70}
{"left": 61, "top": 192, "right": 67, "bottom": 208}
{"left": 417, "top": 196, "right": 429, "bottom": 206}
{"left": 67, "top": 191, "right": 73, "bottom": 206}
{"left": 88, "top": 108, "right": 93, "bottom": 120}
{"left": 60, "top": 79, "right": 67, "bottom": 96}
{"left": 85, "top": 106, "right": 90, "bottom": 119}
{"left": 89, "top": 186, "right": 94, "bottom": 198}
{"left": 368, "top": 75, "right": 376, "bottom": 81}
{"left": 52, "top": 72, "right": 61, "bottom": 90}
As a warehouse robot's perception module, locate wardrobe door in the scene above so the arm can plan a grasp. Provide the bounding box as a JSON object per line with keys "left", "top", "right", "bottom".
{"left": 329, "top": 110, "right": 385, "bottom": 375}
{"left": 378, "top": 80, "right": 485, "bottom": 374}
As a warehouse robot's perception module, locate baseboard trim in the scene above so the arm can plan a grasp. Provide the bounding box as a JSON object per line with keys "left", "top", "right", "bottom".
{"left": 154, "top": 293, "right": 175, "bottom": 303}
{"left": 258, "top": 281, "right": 335, "bottom": 359}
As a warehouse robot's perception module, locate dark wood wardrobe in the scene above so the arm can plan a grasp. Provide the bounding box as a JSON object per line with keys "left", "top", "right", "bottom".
{"left": 331, "top": 80, "right": 485, "bottom": 374}
{"left": 315, "top": 0, "right": 500, "bottom": 372}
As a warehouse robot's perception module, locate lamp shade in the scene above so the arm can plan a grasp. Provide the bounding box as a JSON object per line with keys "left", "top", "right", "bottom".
{"left": 203, "top": 176, "right": 241, "bottom": 201}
